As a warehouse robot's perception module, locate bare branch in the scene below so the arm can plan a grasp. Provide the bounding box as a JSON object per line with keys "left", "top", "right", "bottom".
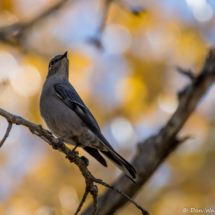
{"left": 81, "top": 49, "right": 215, "bottom": 215}
{"left": 74, "top": 188, "right": 90, "bottom": 215}
{"left": 176, "top": 135, "right": 193, "bottom": 144}
{"left": 99, "top": 0, "right": 113, "bottom": 34}
{"left": 98, "top": 0, "right": 145, "bottom": 32}
{"left": 29, "top": 128, "right": 52, "bottom": 146}
{"left": 0, "top": 0, "right": 69, "bottom": 48}
{"left": 116, "top": 0, "right": 145, "bottom": 16}
{"left": 177, "top": 66, "right": 196, "bottom": 81}
{"left": 0, "top": 108, "right": 148, "bottom": 215}
{"left": 88, "top": 0, "right": 145, "bottom": 49}
{"left": 2, "top": 48, "right": 215, "bottom": 215}
{"left": 90, "top": 185, "right": 99, "bottom": 215}
{"left": 93, "top": 178, "right": 149, "bottom": 215}
{"left": 0, "top": 79, "right": 9, "bottom": 89}
{"left": 88, "top": 0, "right": 113, "bottom": 49}
{"left": 0, "top": 121, "right": 12, "bottom": 148}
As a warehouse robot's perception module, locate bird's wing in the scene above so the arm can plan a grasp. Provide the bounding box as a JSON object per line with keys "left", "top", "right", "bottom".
{"left": 54, "top": 83, "right": 100, "bottom": 130}
{"left": 54, "top": 83, "right": 136, "bottom": 181}
{"left": 54, "top": 83, "right": 114, "bottom": 150}
{"left": 83, "top": 147, "right": 107, "bottom": 167}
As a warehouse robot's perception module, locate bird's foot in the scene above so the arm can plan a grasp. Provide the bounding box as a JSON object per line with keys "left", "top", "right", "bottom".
{"left": 81, "top": 156, "right": 89, "bottom": 166}
{"left": 58, "top": 132, "right": 71, "bottom": 142}
{"left": 66, "top": 151, "right": 79, "bottom": 163}
{"left": 65, "top": 150, "right": 78, "bottom": 160}
{"left": 58, "top": 137, "right": 64, "bottom": 143}
{"left": 47, "top": 130, "right": 52, "bottom": 136}
{"left": 72, "top": 145, "right": 78, "bottom": 152}
{"left": 39, "top": 125, "right": 52, "bottom": 136}
{"left": 52, "top": 142, "right": 59, "bottom": 150}
{"left": 71, "top": 136, "right": 81, "bottom": 152}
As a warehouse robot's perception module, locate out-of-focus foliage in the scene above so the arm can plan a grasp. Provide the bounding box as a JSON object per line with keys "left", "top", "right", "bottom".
{"left": 0, "top": 0, "right": 215, "bottom": 214}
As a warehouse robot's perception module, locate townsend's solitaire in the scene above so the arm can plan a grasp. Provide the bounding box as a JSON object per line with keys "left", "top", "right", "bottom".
{"left": 40, "top": 52, "right": 136, "bottom": 182}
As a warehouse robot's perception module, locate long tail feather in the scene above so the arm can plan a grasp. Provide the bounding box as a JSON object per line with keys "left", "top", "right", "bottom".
{"left": 83, "top": 147, "right": 107, "bottom": 167}
{"left": 101, "top": 149, "right": 136, "bottom": 183}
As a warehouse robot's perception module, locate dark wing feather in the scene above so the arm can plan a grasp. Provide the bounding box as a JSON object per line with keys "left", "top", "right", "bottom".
{"left": 83, "top": 147, "right": 107, "bottom": 167}
{"left": 54, "top": 83, "right": 100, "bottom": 131}
{"left": 54, "top": 83, "right": 115, "bottom": 150}
{"left": 54, "top": 83, "right": 136, "bottom": 181}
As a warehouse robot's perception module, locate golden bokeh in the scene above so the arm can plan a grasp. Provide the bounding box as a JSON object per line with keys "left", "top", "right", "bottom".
{"left": 0, "top": 0, "right": 215, "bottom": 214}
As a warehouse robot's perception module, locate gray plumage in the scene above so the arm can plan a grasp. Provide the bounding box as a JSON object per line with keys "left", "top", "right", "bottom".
{"left": 40, "top": 52, "right": 136, "bottom": 182}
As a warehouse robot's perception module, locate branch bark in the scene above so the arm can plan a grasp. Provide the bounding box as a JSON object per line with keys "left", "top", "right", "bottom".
{"left": 0, "top": 109, "right": 148, "bottom": 215}
{"left": 1, "top": 49, "right": 214, "bottom": 215}
{"left": 81, "top": 49, "right": 215, "bottom": 215}
{"left": 0, "top": 0, "right": 69, "bottom": 49}
{"left": 88, "top": 0, "right": 144, "bottom": 49}
{"left": 0, "top": 121, "right": 12, "bottom": 147}
{"left": 74, "top": 188, "right": 90, "bottom": 215}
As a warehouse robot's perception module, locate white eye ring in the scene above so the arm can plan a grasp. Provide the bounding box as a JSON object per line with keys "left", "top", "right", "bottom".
{"left": 49, "top": 60, "right": 55, "bottom": 70}
{"left": 50, "top": 60, "right": 55, "bottom": 66}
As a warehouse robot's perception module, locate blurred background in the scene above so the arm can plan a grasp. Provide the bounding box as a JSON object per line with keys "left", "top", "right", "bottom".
{"left": 0, "top": 0, "right": 215, "bottom": 214}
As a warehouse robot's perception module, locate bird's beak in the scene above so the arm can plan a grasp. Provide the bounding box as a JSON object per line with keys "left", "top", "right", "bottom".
{"left": 61, "top": 51, "right": 68, "bottom": 60}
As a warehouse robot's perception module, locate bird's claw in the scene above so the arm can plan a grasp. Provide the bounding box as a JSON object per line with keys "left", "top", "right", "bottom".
{"left": 52, "top": 143, "right": 58, "bottom": 150}
{"left": 81, "top": 156, "right": 89, "bottom": 166}
{"left": 47, "top": 130, "right": 52, "bottom": 135}
{"left": 58, "top": 137, "right": 63, "bottom": 143}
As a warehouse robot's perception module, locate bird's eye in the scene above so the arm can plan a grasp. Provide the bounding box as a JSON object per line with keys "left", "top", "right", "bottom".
{"left": 50, "top": 60, "right": 55, "bottom": 66}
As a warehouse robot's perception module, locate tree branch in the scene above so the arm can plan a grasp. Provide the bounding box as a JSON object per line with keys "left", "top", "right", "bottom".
{"left": 0, "top": 121, "right": 12, "bottom": 147}
{"left": 74, "top": 188, "right": 90, "bottom": 215}
{"left": 88, "top": 0, "right": 113, "bottom": 49}
{"left": 0, "top": 108, "right": 148, "bottom": 215}
{"left": 90, "top": 185, "right": 99, "bottom": 215}
{"left": 93, "top": 178, "right": 149, "bottom": 215}
{"left": 177, "top": 66, "right": 196, "bottom": 81}
{"left": 81, "top": 49, "right": 215, "bottom": 215}
{"left": 88, "top": 0, "right": 145, "bottom": 49}
{"left": 99, "top": 0, "right": 113, "bottom": 34}
{"left": 0, "top": 0, "right": 69, "bottom": 49}
{"left": 1, "top": 49, "right": 215, "bottom": 215}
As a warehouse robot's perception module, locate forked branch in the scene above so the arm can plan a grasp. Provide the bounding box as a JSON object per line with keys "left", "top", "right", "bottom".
{"left": 81, "top": 49, "right": 215, "bottom": 215}
{"left": 0, "top": 108, "right": 149, "bottom": 215}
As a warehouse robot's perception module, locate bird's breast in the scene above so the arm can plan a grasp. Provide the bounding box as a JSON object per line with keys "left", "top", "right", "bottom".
{"left": 40, "top": 95, "right": 82, "bottom": 137}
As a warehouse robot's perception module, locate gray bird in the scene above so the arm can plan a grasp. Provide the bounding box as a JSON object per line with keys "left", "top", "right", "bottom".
{"left": 40, "top": 52, "right": 136, "bottom": 182}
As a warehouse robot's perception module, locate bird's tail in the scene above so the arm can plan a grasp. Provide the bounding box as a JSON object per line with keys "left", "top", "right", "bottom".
{"left": 101, "top": 149, "right": 136, "bottom": 183}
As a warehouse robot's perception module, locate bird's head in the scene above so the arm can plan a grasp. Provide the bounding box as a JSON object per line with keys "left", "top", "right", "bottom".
{"left": 47, "top": 51, "right": 69, "bottom": 79}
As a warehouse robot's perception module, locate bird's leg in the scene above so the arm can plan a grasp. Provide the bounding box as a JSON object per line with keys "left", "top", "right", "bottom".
{"left": 72, "top": 136, "right": 81, "bottom": 152}
{"left": 66, "top": 137, "right": 81, "bottom": 163}
{"left": 55, "top": 133, "right": 71, "bottom": 150}
{"left": 58, "top": 132, "right": 71, "bottom": 142}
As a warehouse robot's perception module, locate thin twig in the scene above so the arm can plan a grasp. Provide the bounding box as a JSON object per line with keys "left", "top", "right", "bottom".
{"left": 99, "top": 0, "right": 113, "bottom": 33}
{"left": 0, "top": 108, "right": 149, "bottom": 215}
{"left": 90, "top": 185, "right": 98, "bottom": 215}
{"left": 116, "top": 0, "right": 145, "bottom": 16}
{"left": 88, "top": 0, "right": 113, "bottom": 49}
{"left": 177, "top": 66, "right": 196, "bottom": 81}
{"left": 0, "top": 122, "right": 12, "bottom": 148}
{"left": 88, "top": 0, "right": 144, "bottom": 49}
{"left": 0, "top": 79, "right": 9, "bottom": 90}
{"left": 81, "top": 49, "right": 215, "bottom": 215}
{"left": 74, "top": 188, "right": 90, "bottom": 215}
{"left": 98, "top": 0, "right": 145, "bottom": 33}
{"left": 1, "top": 49, "right": 215, "bottom": 215}
{"left": 29, "top": 129, "right": 51, "bottom": 146}
{"left": 93, "top": 178, "right": 148, "bottom": 215}
{"left": 0, "top": 0, "right": 69, "bottom": 48}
